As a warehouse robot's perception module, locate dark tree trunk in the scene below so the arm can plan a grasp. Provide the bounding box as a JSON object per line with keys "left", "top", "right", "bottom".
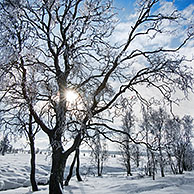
{"left": 76, "top": 148, "right": 82, "bottom": 182}
{"left": 49, "top": 133, "right": 82, "bottom": 194}
{"left": 147, "top": 161, "right": 152, "bottom": 176}
{"left": 29, "top": 113, "right": 38, "bottom": 192}
{"left": 160, "top": 164, "right": 165, "bottom": 177}
{"left": 160, "top": 163, "right": 165, "bottom": 177}
{"left": 29, "top": 138, "right": 38, "bottom": 191}
{"left": 148, "top": 150, "right": 152, "bottom": 176}
{"left": 1, "top": 147, "right": 6, "bottom": 156}
{"left": 146, "top": 132, "right": 152, "bottom": 176}
{"left": 178, "top": 160, "right": 183, "bottom": 174}
{"left": 97, "top": 158, "right": 101, "bottom": 176}
{"left": 127, "top": 157, "right": 132, "bottom": 176}
{"left": 49, "top": 148, "right": 66, "bottom": 194}
{"left": 151, "top": 152, "right": 156, "bottom": 180}
{"left": 48, "top": 131, "right": 66, "bottom": 194}
{"left": 65, "top": 148, "right": 82, "bottom": 186}
{"left": 182, "top": 160, "right": 187, "bottom": 171}
{"left": 100, "top": 160, "right": 104, "bottom": 177}
{"left": 125, "top": 144, "right": 132, "bottom": 176}
{"left": 158, "top": 138, "right": 165, "bottom": 177}
{"left": 159, "top": 148, "right": 165, "bottom": 177}
{"left": 65, "top": 151, "right": 77, "bottom": 186}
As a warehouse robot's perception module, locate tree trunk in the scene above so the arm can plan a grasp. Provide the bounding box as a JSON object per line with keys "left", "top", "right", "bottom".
{"left": 1, "top": 147, "right": 6, "bottom": 156}
{"left": 158, "top": 133, "right": 165, "bottom": 177}
{"left": 65, "top": 151, "right": 76, "bottom": 186}
{"left": 167, "top": 152, "right": 177, "bottom": 174}
{"left": 29, "top": 138, "right": 38, "bottom": 191}
{"left": 151, "top": 152, "right": 156, "bottom": 180}
{"left": 127, "top": 157, "right": 132, "bottom": 176}
{"left": 178, "top": 159, "right": 183, "bottom": 174}
{"left": 97, "top": 158, "right": 101, "bottom": 176}
{"left": 100, "top": 160, "right": 104, "bottom": 176}
{"left": 125, "top": 143, "right": 132, "bottom": 176}
{"left": 136, "top": 147, "right": 140, "bottom": 168}
{"left": 146, "top": 149, "right": 152, "bottom": 176}
{"left": 65, "top": 147, "right": 82, "bottom": 186}
{"left": 160, "top": 161, "right": 165, "bottom": 177}
{"left": 76, "top": 148, "right": 82, "bottom": 181}
{"left": 146, "top": 130, "right": 152, "bottom": 176}
{"left": 159, "top": 147, "right": 165, "bottom": 177}
{"left": 49, "top": 148, "right": 66, "bottom": 194}
{"left": 49, "top": 133, "right": 82, "bottom": 194}
{"left": 49, "top": 133, "right": 66, "bottom": 194}
{"left": 29, "top": 113, "right": 38, "bottom": 192}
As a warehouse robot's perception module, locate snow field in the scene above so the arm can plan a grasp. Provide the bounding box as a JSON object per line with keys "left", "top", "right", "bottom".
{"left": 1, "top": 153, "right": 194, "bottom": 193}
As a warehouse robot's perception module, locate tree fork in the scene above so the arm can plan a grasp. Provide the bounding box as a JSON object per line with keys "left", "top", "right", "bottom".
{"left": 49, "top": 133, "right": 82, "bottom": 194}
{"left": 65, "top": 150, "right": 77, "bottom": 186}
{"left": 65, "top": 147, "right": 82, "bottom": 186}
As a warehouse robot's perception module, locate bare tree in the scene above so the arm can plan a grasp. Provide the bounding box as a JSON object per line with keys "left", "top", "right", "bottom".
{"left": 119, "top": 107, "right": 135, "bottom": 176}
{"left": 0, "top": 1, "right": 40, "bottom": 191}
{"left": 21, "top": 112, "right": 40, "bottom": 191}
{"left": 181, "top": 115, "right": 194, "bottom": 171}
{"left": 140, "top": 105, "right": 158, "bottom": 179}
{"left": 165, "top": 115, "right": 194, "bottom": 174}
{"left": 148, "top": 107, "right": 167, "bottom": 177}
{"left": 0, "top": 133, "right": 11, "bottom": 156}
{"left": 90, "top": 129, "right": 108, "bottom": 177}
{"left": 140, "top": 105, "right": 152, "bottom": 177}
{"left": 0, "top": 0, "right": 194, "bottom": 193}
{"left": 0, "top": 99, "right": 40, "bottom": 191}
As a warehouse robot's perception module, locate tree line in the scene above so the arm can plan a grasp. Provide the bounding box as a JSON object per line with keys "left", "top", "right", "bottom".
{"left": 119, "top": 105, "right": 194, "bottom": 180}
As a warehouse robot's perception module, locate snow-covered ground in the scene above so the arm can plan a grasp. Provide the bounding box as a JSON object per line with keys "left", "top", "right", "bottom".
{"left": 1, "top": 153, "right": 194, "bottom": 193}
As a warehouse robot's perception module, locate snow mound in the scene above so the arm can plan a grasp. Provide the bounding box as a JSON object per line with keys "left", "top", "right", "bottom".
{"left": 0, "top": 153, "right": 51, "bottom": 191}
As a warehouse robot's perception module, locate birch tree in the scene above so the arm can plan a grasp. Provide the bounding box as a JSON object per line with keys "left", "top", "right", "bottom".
{"left": 165, "top": 115, "right": 194, "bottom": 174}
{"left": 120, "top": 107, "right": 135, "bottom": 176}
{"left": 148, "top": 107, "right": 167, "bottom": 177}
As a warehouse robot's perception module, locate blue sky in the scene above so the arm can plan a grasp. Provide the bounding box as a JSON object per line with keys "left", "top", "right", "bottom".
{"left": 115, "top": 0, "right": 194, "bottom": 10}
{"left": 113, "top": 0, "right": 194, "bottom": 22}
{"left": 114, "top": 0, "right": 194, "bottom": 14}
{"left": 172, "top": 0, "right": 194, "bottom": 10}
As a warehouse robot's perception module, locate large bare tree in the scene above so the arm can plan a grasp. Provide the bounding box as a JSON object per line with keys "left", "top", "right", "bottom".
{"left": 0, "top": 0, "right": 194, "bottom": 193}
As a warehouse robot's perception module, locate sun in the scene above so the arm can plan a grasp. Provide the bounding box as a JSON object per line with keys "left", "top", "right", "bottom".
{"left": 65, "top": 89, "right": 78, "bottom": 103}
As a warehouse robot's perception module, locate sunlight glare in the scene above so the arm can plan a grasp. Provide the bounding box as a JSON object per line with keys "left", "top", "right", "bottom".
{"left": 65, "top": 89, "right": 78, "bottom": 103}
